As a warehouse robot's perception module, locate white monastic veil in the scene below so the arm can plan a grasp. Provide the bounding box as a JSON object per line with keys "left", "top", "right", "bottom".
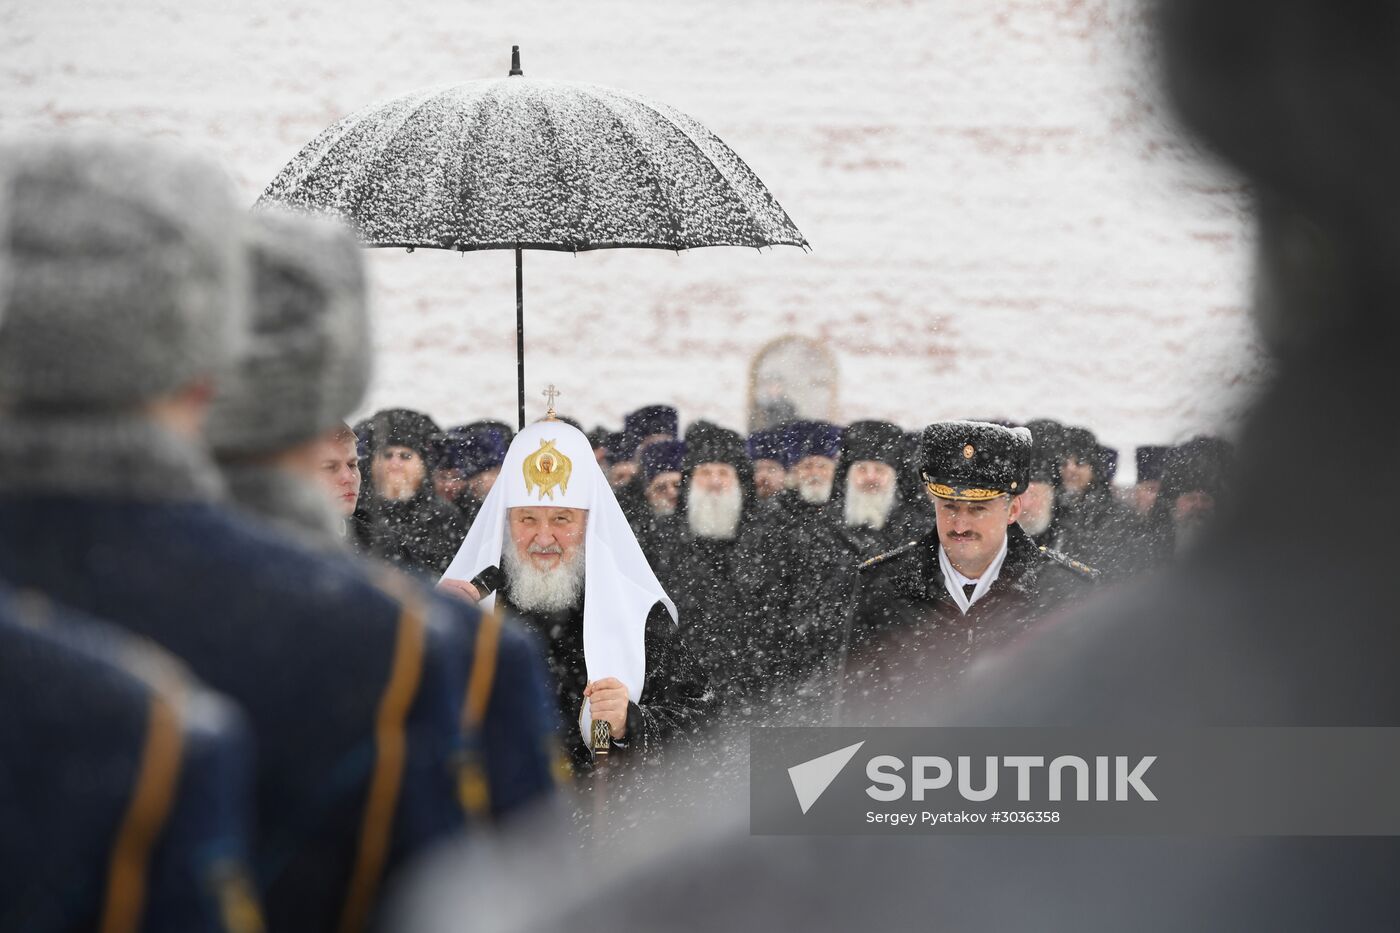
{"left": 440, "top": 419, "right": 677, "bottom": 748}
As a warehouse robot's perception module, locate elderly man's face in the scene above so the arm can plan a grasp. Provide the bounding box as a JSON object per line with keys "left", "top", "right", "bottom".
{"left": 793, "top": 455, "right": 836, "bottom": 495}
{"left": 849, "top": 460, "right": 896, "bottom": 495}
{"left": 932, "top": 494, "right": 1022, "bottom": 576}
{"left": 433, "top": 467, "right": 468, "bottom": 503}
{"left": 467, "top": 466, "right": 500, "bottom": 500}
{"left": 645, "top": 471, "right": 682, "bottom": 515}
{"left": 692, "top": 461, "right": 739, "bottom": 494}
{"left": 607, "top": 460, "right": 639, "bottom": 490}
{"left": 372, "top": 445, "right": 425, "bottom": 501}
{"left": 752, "top": 459, "right": 786, "bottom": 499}
{"left": 508, "top": 506, "right": 587, "bottom": 572}
{"left": 1061, "top": 456, "right": 1094, "bottom": 495}
{"left": 1017, "top": 480, "right": 1056, "bottom": 537}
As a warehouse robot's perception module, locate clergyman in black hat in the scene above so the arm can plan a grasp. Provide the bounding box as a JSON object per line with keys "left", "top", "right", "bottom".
{"left": 1054, "top": 425, "right": 1148, "bottom": 580}
{"left": 352, "top": 408, "right": 467, "bottom": 577}
{"left": 780, "top": 420, "right": 937, "bottom": 684}
{"left": 1132, "top": 443, "right": 1171, "bottom": 517}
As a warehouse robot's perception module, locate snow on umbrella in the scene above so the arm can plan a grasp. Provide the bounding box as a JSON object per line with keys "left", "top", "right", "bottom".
{"left": 257, "top": 47, "right": 808, "bottom": 427}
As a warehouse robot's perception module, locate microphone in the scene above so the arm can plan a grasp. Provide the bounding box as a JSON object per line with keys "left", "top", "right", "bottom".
{"left": 469, "top": 566, "right": 505, "bottom": 598}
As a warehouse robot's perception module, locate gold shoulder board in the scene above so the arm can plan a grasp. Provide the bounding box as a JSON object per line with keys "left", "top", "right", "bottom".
{"left": 1038, "top": 546, "right": 1102, "bottom": 581}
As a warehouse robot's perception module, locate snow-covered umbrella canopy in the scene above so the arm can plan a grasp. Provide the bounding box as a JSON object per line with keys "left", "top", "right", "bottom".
{"left": 257, "top": 54, "right": 807, "bottom": 252}
{"left": 258, "top": 48, "right": 807, "bottom": 427}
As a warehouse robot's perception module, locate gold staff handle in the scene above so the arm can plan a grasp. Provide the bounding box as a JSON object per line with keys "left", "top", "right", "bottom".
{"left": 591, "top": 718, "right": 611, "bottom": 757}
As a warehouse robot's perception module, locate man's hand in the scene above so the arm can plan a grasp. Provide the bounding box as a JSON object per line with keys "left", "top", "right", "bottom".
{"left": 583, "top": 677, "right": 630, "bottom": 739}
{"left": 436, "top": 579, "right": 481, "bottom": 603}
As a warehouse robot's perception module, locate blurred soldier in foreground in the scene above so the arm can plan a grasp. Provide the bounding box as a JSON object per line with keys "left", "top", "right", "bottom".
{"left": 0, "top": 138, "right": 544, "bottom": 932}
{"left": 0, "top": 189, "right": 260, "bottom": 931}
{"left": 1, "top": 589, "right": 261, "bottom": 933}
{"left": 439, "top": 417, "right": 714, "bottom": 771}
{"left": 207, "top": 209, "right": 369, "bottom": 551}
{"left": 205, "top": 206, "right": 561, "bottom": 823}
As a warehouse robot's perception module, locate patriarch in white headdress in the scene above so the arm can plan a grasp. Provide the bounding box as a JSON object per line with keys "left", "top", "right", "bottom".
{"left": 440, "top": 413, "right": 676, "bottom": 746}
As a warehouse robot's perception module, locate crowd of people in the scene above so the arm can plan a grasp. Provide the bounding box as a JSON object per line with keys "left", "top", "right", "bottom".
{"left": 347, "top": 400, "right": 1234, "bottom": 711}
{"left": 0, "top": 133, "right": 1234, "bottom": 932}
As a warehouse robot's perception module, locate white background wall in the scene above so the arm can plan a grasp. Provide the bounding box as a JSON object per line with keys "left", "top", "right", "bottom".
{"left": 1, "top": 0, "right": 1265, "bottom": 477}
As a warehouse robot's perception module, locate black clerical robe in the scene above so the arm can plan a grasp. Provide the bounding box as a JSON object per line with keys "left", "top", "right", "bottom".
{"left": 497, "top": 593, "right": 716, "bottom": 772}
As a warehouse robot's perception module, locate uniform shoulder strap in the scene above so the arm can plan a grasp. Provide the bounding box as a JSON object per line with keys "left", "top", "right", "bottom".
{"left": 367, "top": 566, "right": 502, "bottom": 822}
{"left": 102, "top": 682, "right": 187, "bottom": 933}
{"left": 1037, "top": 546, "right": 1102, "bottom": 581}
{"left": 858, "top": 539, "right": 921, "bottom": 573}
{"left": 341, "top": 567, "right": 428, "bottom": 933}
{"left": 456, "top": 607, "right": 503, "bottom": 820}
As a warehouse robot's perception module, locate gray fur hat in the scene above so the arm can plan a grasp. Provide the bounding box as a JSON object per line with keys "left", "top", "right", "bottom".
{"left": 208, "top": 209, "right": 371, "bottom": 457}
{"left": 0, "top": 136, "right": 246, "bottom": 410}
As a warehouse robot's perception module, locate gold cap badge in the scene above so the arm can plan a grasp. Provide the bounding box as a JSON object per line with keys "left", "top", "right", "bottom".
{"left": 523, "top": 439, "right": 572, "bottom": 500}
{"left": 962, "top": 444, "right": 975, "bottom": 459}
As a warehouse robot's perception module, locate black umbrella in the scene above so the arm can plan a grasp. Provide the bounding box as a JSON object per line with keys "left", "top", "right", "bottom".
{"left": 258, "top": 47, "right": 808, "bottom": 428}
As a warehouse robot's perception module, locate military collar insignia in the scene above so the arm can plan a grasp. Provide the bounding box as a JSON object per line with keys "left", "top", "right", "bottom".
{"left": 522, "top": 438, "right": 572, "bottom": 500}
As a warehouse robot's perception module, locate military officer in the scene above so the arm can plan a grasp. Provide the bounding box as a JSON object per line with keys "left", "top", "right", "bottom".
{"left": 841, "top": 421, "right": 1098, "bottom": 709}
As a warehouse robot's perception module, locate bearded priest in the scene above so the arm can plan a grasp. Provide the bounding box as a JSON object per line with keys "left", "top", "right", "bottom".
{"left": 438, "top": 411, "right": 715, "bottom": 772}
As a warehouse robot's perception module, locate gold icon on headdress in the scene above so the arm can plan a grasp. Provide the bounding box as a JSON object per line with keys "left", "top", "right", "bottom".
{"left": 523, "top": 439, "right": 572, "bottom": 500}
{"left": 963, "top": 444, "right": 975, "bottom": 459}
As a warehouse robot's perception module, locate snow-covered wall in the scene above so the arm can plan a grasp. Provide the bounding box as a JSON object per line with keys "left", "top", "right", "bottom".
{"left": 1, "top": 0, "right": 1264, "bottom": 476}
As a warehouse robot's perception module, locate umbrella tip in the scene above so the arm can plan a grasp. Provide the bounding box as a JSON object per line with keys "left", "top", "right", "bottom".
{"left": 509, "top": 46, "right": 523, "bottom": 76}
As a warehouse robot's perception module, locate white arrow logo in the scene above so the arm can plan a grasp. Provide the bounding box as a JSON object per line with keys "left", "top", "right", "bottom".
{"left": 787, "top": 741, "right": 865, "bottom": 814}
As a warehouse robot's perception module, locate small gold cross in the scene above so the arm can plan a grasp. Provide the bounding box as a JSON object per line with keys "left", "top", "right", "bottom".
{"left": 542, "top": 384, "right": 561, "bottom": 419}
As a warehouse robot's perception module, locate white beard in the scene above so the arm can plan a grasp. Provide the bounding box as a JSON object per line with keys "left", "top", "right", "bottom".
{"left": 1018, "top": 509, "right": 1053, "bottom": 538}
{"left": 650, "top": 500, "right": 676, "bottom": 518}
{"left": 688, "top": 486, "right": 743, "bottom": 540}
{"left": 798, "top": 477, "right": 833, "bottom": 505}
{"left": 844, "top": 478, "right": 896, "bottom": 530}
{"left": 501, "top": 536, "right": 586, "bottom": 614}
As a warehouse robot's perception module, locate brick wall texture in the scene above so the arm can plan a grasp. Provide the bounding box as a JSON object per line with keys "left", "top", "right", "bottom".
{"left": 1, "top": 0, "right": 1265, "bottom": 477}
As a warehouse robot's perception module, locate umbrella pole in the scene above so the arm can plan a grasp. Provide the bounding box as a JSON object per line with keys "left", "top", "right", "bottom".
{"left": 515, "top": 248, "right": 525, "bottom": 429}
